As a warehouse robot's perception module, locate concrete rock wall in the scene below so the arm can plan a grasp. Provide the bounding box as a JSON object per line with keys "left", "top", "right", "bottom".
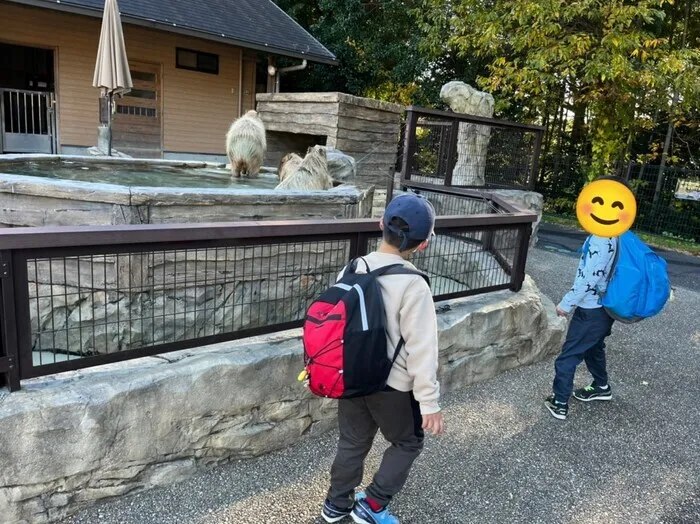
{"left": 0, "top": 172, "right": 374, "bottom": 228}
{"left": 29, "top": 243, "right": 348, "bottom": 356}
{"left": 257, "top": 92, "right": 402, "bottom": 185}
{"left": 0, "top": 277, "right": 565, "bottom": 523}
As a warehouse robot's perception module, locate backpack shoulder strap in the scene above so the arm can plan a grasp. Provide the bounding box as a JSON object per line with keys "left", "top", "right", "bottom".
{"left": 581, "top": 236, "right": 592, "bottom": 266}
{"left": 391, "top": 338, "right": 405, "bottom": 364}
{"left": 369, "top": 264, "right": 430, "bottom": 365}
{"left": 345, "top": 257, "right": 370, "bottom": 275}
{"left": 607, "top": 236, "right": 621, "bottom": 283}
{"left": 371, "top": 264, "right": 431, "bottom": 288}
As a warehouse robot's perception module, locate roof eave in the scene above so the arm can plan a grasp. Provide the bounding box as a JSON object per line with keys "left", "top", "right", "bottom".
{"left": 5, "top": 0, "right": 339, "bottom": 65}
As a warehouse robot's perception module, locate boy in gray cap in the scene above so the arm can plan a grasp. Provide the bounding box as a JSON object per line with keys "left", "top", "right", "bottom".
{"left": 321, "top": 193, "right": 445, "bottom": 524}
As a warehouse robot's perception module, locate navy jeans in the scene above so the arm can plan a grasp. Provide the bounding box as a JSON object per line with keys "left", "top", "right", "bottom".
{"left": 553, "top": 307, "right": 614, "bottom": 404}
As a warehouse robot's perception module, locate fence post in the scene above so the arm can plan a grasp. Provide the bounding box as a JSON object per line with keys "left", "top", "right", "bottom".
{"left": 49, "top": 93, "right": 57, "bottom": 155}
{"left": 0, "top": 90, "right": 5, "bottom": 154}
{"left": 0, "top": 251, "right": 21, "bottom": 391}
{"left": 482, "top": 228, "right": 494, "bottom": 254}
{"left": 444, "top": 119, "right": 460, "bottom": 187}
{"left": 349, "top": 232, "right": 372, "bottom": 262}
{"left": 400, "top": 109, "right": 418, "bottom": 182}
{"left": 510, "top": 225, "right": 532, "bottom": 292}
{"left": 385, "top": 166, "right": 395, "bottom": 206}
{"left": 528, "top": 129, "right": 544, "bottom": 190}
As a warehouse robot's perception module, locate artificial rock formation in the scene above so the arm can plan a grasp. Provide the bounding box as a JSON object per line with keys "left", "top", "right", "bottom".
{"left": 257, "top": 92, "right": 401, "bottom": 184}
{"left": 0, "top": 276, "right": 565, "bottom": 523}
{"left": 440, "top": 81, "right": 495, "bottom": 186}
{"left": 323, "top": 147, "right": 357, "bottom": 183}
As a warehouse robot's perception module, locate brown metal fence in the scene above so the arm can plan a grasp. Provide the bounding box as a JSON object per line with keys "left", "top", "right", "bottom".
{"left": 398, "top": 106, "right": 544, "bottom": 190}
{"left": 0, "top": 206, "right": 535, "bottom": 391}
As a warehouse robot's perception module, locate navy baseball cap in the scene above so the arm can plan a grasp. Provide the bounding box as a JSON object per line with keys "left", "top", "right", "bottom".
{"left": 383, "top": 193, "right": 436, "bottom": 251}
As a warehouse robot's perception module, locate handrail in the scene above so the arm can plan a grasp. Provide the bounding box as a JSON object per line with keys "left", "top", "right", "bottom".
{"left": 406, "top": 105, "right": 545, "bottom": 132}
{"left": 0, "top": 215, "right": 537, "bottom": 250}
{"left": 0, "top": 87, "right": 52, "bottom": 96}
{"left": 0, "top": 203, "right": 534, "bottom": 391}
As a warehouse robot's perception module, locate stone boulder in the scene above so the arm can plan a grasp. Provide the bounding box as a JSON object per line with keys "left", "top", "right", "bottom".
{"left": 320, "top": 147, "right": 357, "bottom": 183}
{"left": 0, "top": 276, "right": 564, "bottom": 523}
{"left": 440, "top": 81, "right": 495, "bottom": 117}
{"left": 437, "top": 276, "right": 566, "bottom": 392}
{"left": 440, "top": 81, "right": 495, "bottom": 186}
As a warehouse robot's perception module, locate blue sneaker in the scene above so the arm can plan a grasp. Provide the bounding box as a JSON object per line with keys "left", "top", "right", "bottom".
{"left": 322, "top": 499, "right": 353, "bottom": 523}
{"left": 351, "top": 493, "right": 399, "bottom": 524}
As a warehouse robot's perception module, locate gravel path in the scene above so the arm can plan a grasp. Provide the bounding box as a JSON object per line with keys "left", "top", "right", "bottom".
{"left": 63, "top": 247, "right": 700, "bottom": 524}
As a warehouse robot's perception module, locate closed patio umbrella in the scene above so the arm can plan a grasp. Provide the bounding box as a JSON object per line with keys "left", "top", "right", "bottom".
{"left": 92, "top": 0, "right": 132, "bottom": 156}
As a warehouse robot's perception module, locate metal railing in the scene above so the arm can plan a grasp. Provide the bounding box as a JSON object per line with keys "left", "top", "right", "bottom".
{"left": 538, "top": 156, "right": 700, "bottom": 244}
{"left": 0, "top": 211, "right": 535, "bottom": 391}
{"left": 0, "top": 88, "right": 56, "bottom": 154}
{"left": 398, "top": 106, "right": 544, "bottom": 190}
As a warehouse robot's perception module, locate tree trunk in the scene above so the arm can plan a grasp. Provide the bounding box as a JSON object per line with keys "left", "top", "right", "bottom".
{"left": 653, "top": 105, "right": 675, "bottom": 204}
{"left": 653, "top": 0, "right": 691, "bottom": 203}
{"left": 570, "top": 97, "right": 587, "bottom": 148}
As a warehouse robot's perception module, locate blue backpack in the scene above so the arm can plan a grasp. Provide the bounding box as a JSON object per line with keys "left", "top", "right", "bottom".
{"left": 584, "top": 231, "right": 671, "bottom": 323}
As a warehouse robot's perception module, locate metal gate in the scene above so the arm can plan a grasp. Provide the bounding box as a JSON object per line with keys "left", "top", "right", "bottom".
{"left": 0, "top": 89, "right": 57, "bottom": 154}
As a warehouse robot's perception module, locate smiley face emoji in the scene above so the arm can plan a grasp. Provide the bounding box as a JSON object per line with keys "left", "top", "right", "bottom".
{"left": 576, "top": 178, "right": 637, "bottom": 237}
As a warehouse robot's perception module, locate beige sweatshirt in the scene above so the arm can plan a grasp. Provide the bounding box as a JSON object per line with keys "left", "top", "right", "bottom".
{"left": 339, "top": 251, "right": 441, "bottom": 415}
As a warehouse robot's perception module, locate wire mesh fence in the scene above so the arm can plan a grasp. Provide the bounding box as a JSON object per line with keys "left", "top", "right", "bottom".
{"left": 28, "top": 240, "right": 349, "bottom": 366}
{"left": 398, "top": 107, "right": 543, "bottom": 190}
{"left": 1, "top": 211, "right": 534, "bottom": 389}
{"left": 627, "top": 165, "right": 700, "bottom": 243}
{"left": 537, "top": 156, "right": 700, "bottom": 244}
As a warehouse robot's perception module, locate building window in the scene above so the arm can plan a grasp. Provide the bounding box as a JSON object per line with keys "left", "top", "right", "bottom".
{"left": 116, "top": 105, "right": 157, "bottom": 118}
{"left": 176, "top": 48, "right": 219, "bottom": 75}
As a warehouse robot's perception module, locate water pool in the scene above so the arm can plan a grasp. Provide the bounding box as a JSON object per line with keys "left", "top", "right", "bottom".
{"left": 0, "top": 155, "right": 374, "bottom": 228}
{"left": 0, "top": 158, "right": 278, "bottom": 189}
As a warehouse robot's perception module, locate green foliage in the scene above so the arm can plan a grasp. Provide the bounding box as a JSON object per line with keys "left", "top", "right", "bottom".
{"left": 274, "top": 0, "right": 430, "bottom": 104}
{"left": 274, "top": 0, "right": 489, "bottom": 106}
{"left": 421, "top": 0, "right": 700, "bottom": 176}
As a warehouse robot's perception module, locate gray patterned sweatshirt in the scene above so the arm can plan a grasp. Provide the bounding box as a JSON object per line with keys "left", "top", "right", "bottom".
{"left": 558, "top": 235, "right": 617, "bottom": 313}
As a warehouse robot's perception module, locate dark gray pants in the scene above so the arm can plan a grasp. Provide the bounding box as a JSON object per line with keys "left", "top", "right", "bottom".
{"left": 328, "top": 387, "right": 424, "bottom": 509}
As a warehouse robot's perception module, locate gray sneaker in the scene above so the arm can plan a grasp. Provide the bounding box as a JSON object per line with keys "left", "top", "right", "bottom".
{"left": 544, "top": 395, "right": 568, "bottom": 420}
{"left": 573, "top": 382, "right": 612, "bottom": 402}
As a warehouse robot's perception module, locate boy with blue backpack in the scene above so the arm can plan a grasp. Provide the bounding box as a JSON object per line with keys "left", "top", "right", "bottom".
{"left": 545, "top": 234, "right": 618, "bottom": 419}
{"left": 302, "top": 193, "right": 444, "bottom": 523}
{"left": 545, "top": 176, "right": 670, "bottom": 420}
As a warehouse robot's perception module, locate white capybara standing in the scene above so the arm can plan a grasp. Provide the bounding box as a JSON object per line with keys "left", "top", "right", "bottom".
{"left": 225, "top": 110, "right": 266, "bottom": 177}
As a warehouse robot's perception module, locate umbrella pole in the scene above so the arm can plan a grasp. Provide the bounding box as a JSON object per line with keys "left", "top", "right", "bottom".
{"left": 108, "top": 94, "right": 113, "bottom": 157}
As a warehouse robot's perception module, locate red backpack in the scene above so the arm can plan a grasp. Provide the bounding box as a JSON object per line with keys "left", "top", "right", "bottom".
{"left": 302, "top": 257, "right": 430, "bottom": 399}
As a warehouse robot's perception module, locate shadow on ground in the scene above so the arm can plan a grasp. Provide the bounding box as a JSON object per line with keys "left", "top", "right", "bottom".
{"left": 61, "top": 247, "right": 700, "bottom": 524}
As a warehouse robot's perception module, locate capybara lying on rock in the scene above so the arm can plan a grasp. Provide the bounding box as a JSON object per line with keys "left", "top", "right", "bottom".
{"left": 276, "top": 145, "right": 333, "bottom": 190}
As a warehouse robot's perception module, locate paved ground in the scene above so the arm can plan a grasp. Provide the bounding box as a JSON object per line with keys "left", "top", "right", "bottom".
{"left": 63, "top": 245, "right": 700, "bottom": 524}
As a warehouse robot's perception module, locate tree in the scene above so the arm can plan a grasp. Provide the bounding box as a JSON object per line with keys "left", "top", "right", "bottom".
{"left": 421, "top": 0, "right": 700, "bottom": 177}
{"left": 274, "top": 0, "right": 430, "bottom": 104}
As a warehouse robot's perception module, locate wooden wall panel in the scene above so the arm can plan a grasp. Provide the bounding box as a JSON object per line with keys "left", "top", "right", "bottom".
{"left": 0, "top": 2, "right": 251, "bottom": 155}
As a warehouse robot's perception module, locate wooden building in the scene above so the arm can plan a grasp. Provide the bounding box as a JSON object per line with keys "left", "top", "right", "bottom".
{"left": 0, "top": 0, "right": 336, "bottom": 159}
